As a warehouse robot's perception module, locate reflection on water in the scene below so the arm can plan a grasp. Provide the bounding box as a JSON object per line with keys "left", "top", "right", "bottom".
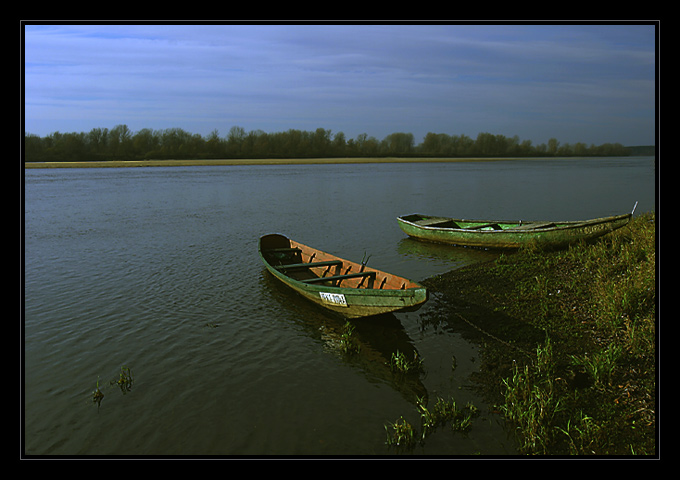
{"left": 24, "top": 158, "right": 655, "bottom": 455}
{"left": 261, "top": 272, "right": 428, "bottom": 404}
{"left": 398, "top": 237, "right": 500, "bottom": 268}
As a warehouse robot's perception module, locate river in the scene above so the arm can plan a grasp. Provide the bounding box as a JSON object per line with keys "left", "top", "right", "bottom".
{"left": 23, "top": 157, "right": 655, "bottom": 456}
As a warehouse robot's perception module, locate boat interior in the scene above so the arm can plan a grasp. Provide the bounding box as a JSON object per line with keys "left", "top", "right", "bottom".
{"left": 260, "top": 234, "right": 416, "bottom": 290}
{"left": 404, "top": 215, "right": 556, "bottom": 231}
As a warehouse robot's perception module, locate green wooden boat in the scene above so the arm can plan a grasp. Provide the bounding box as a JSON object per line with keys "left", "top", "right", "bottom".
{"left": 397, "top": 204, "right": 636, "bottom": 249}
{"left": 259, "top": 234, "right": 428, "bottom": 318}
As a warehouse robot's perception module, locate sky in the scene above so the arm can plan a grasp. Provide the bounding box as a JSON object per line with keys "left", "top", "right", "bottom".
{"left": 23, "top": 23, "right": 657, "bottom": 147}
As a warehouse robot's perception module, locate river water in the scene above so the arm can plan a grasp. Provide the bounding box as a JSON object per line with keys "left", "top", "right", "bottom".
{"left": 23, "top": 157, "right": 655, "bottom": 456}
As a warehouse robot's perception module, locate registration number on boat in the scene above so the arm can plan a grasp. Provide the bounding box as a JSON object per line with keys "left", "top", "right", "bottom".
{"left": 319, "top": 292, "right": 348, "bottom": 306}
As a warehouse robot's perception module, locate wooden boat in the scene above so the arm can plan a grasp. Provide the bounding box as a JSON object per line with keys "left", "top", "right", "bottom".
{"left": 259, "top": 234, "right": 428, "bottom": 318}
{"left": 397, "top": 204, "right": 637, "bottom": 250}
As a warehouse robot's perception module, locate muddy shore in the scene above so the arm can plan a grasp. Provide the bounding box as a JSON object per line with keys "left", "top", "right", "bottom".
{"left": 24, "top": 157, "right": 537, "bottom": 169}
{"left": 422, "top": 261, "right": 544, "bottom": 404}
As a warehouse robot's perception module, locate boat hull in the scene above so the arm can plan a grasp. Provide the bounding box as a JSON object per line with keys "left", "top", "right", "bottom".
{"left": 397, "top": 213, "right": 632, "bottom": 249}
{"left": 259, "top": 234, "right": 428, "bottom": 318}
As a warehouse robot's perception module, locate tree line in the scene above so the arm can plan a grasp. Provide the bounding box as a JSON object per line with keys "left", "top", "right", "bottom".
{"left": 23, "top": 125, "right": 638, "bottom": 163}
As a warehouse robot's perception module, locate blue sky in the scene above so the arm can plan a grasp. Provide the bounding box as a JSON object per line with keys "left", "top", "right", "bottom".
{"left": 23, "top": 23, "right": 657, "bottom": 147}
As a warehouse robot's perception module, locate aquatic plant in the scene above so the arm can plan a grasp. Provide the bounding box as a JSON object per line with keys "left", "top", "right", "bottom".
{"left": 384, "top": 416, "right": 418, "bottom": 449}
{"left": 114, "top": 365, "right": 134, "bottom": 394}
{"left": 388, "top": 350, "right": 424, "bottom": 375}
{"left": 89, "top": 366, "right": 135, "bottom": 410}
{"left": 417, "top": 396, "right": 479, "bottom": 438}
{"left": 338, "top": 321, "right": 360, "bottom": 354}
{"left": 91, "top": 377, "right": 104, "bottom": 409}
{"left": 385, "top": 395, "right": 480, "bottom": 450}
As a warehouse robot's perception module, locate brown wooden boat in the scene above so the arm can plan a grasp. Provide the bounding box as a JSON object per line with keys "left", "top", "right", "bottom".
{"left": 259, "top": 234, "right": 428, "bottom": 318}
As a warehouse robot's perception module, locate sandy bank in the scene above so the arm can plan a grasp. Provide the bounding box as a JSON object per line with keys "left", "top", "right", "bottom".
{"left": 24, "top": 157, "right": 524, "bottom": 169}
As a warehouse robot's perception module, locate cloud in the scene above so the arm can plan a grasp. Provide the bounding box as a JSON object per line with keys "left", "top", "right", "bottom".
{"left": 23, "top": 23, "right": 656, "bottom": 146}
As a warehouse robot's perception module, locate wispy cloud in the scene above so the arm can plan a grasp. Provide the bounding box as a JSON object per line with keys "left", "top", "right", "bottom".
{"left": 23, "top": 23, "right": 656, "bottom": 146}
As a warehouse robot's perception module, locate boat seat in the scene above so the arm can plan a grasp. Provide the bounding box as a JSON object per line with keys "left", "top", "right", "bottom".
{"left": 274, "top": 260, "right": 343, "bottom": 270}
{"left": 301, "top": 271, "right": 376, "bottom": 284}
{"left": 415, "top": 218, "right": 459, "bottom": 228}
{"left": 266, "top": 247, "right": 302, "bottom": 253}
{"left": 506, "top": 222, "right": 556, "bottom": 230}
{"left": 466, "top": 223, "right": 503, "bottom": 230}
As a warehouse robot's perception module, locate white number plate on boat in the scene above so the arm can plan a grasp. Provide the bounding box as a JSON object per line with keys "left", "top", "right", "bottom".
{"left": 319, "top": 292, "right": 348, "bottom": 306}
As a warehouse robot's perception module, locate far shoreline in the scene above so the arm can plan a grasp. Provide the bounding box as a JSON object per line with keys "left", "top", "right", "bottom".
{"left": 23, "top": 156, "right": 621, "bottom": 169}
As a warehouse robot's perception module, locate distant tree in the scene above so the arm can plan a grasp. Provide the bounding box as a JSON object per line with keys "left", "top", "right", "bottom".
{"left": 474, "top": 132, "right": 512, "bottom": 156}
{"left": 281, "top": 129, "right": 305, "bottom": 157}
{"left": 110, "top": 124, "right": 133, "bottom": 158}
{"left": 242, "top": 129, "right": 267, "bottom": 157}
{"left": 452, "top": 134, "right": 474, "bottom": 156}
{"left": 354, "top": 133, "right": 368, "bottom": 156}
{"left": 227, "top": 126, "right": 245, "bottom": 143}
{"left": 519, "top": 139, "right": 534, "bottom": 156}
{"left": 421, "top": 132, "right": 450, "bottom": 156}
{"left": 333, "top": 131, "right": 346, "bottom": 156}
{"left": 132, "top": 128, "right": 159, "bottom": 158}
{"left": 206, "top": 129, "right": 223, "bottom": 158}
{"left": 573, "top": 142, "right": 588, "bottom": 156}
{"left": 383, "top": 132, "right": 414, "bottom": 155}
{"left": 23, "top": 124, "right": 636, "bottom": 162}
{"left": 311, "top": 128, "right": 332, "bottom": 157}
{"left": 60, "top": 132, "right": 87, "bottom": 161}
{"left": 362, "top": 136, "right": 380, "bottom": 156}
{"left": 88, "top": 127, "right": 108, "bottom": 155}
{"left": 24, "top": 133, "right": 43, "bottom": 161}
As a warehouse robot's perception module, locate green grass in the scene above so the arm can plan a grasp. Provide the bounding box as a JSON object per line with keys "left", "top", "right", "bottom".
{"left": 500, "top": 338, "right": 564, "bottom": 454}
{"left": 490, "top": 212, "right": 656, "bottom": 455}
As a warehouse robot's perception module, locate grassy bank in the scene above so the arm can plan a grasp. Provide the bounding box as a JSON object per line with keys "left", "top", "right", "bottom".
{"left": 423, "top": 212, "right": 656, "bottom": 455}
{"left": 24, "top": 157, "right": 537, "bottom": 169}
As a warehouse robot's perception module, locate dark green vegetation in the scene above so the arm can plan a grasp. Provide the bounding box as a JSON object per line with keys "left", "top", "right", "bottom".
{"left": 422, "top": 212, "right": 656, "bottom": 455}
{"left": 387, "top": 350, "right": 425, "bottom": 375}
{"left": 90, "top": 366, "right": 134, "bottom": 411}
{"left": 385, "top": 396, "right": 480, "bottom": 449}
{"left": 24, "top": 124, "right": 647, "bottom": 163}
